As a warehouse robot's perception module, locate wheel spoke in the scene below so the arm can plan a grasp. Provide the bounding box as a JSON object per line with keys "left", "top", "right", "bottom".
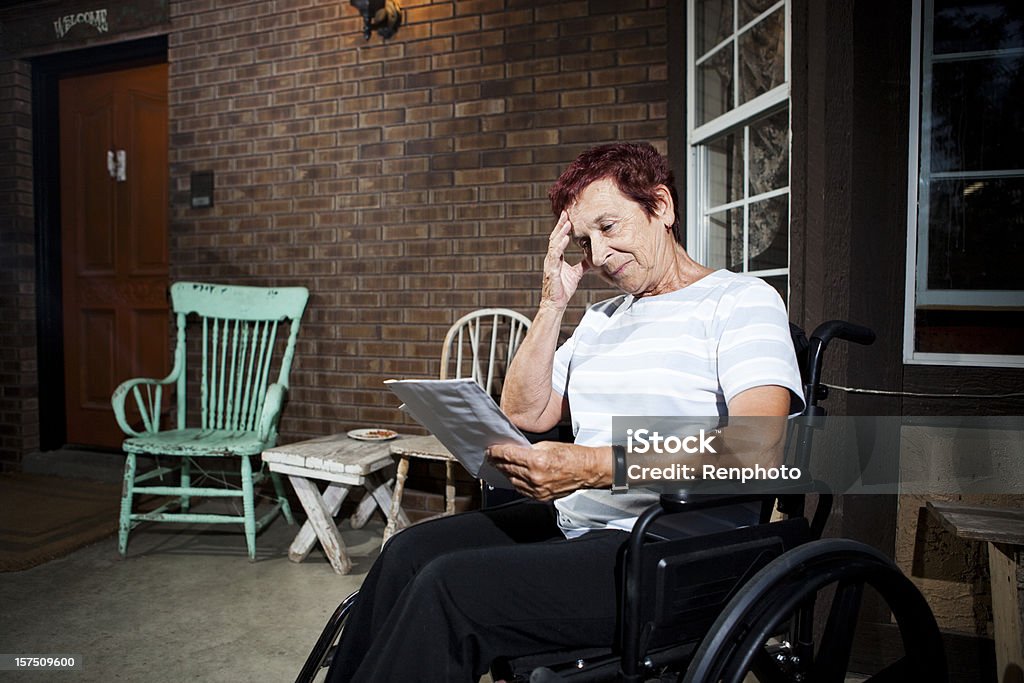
{"left": 811, "top": 579, "right": 863, "bottom": 682}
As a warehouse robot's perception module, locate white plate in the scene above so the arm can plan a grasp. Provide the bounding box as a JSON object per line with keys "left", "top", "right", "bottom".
{"left": 347, "top": 428, "right": 398, "bottom": 441}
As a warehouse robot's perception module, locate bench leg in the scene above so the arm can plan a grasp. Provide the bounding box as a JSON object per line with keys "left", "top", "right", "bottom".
{"left": 289, "top": 482, "right": 351, "bottom": 562}
{"left": 288, "top": 475, "right": 352, "bottom": 575}
{"left": 350, "top": 485, "right": 380, "bottom": 530}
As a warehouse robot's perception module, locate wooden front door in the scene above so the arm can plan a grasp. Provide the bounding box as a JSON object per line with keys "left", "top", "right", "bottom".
{"left": 59, "top": 62, "right": 169, "bottom": 448}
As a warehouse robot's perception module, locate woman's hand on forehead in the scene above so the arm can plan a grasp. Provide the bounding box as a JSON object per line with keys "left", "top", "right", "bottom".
{"left": 540, "top": 210, "right": 591, "bottom": 311}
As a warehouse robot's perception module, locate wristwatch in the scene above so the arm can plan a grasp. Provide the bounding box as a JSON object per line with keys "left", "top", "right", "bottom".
{"left": 611, "top": 445, "right": 628, "bottom": 494}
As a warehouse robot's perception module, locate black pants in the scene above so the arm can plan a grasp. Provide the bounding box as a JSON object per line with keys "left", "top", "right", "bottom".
{"left": 326, "top": 499, "right": 629, "bottom": 682}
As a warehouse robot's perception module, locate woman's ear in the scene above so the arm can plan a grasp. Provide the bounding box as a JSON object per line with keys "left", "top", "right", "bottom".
{"left": 655, "top": 184, "right": 674, "bottom": 226}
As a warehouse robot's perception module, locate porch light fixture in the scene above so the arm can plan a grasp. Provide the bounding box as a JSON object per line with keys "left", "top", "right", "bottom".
{"left": 350, "top": 0, "right": 402, "bottom": 40}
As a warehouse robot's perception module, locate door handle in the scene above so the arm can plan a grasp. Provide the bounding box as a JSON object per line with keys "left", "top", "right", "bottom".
{"left": 107, "top": 149, "right": 127, "bottom": 182}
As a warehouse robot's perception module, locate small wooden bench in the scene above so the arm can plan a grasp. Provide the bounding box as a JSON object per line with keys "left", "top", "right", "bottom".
{"left": 262, "top": 434, "right": 412, "bottom": 575}
{"left": 927, "top": 501, "right": 1024, "bottom": 682}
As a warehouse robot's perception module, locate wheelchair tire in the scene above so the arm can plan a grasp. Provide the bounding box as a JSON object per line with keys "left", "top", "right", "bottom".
{"left": 682, "top": 538, "right": 947, "bottom": 683}
{"left": 295, "top": 590, "right": 359, "bottom": 683}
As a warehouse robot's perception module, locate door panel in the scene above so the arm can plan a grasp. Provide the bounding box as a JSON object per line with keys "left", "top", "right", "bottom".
{"left": 60, "top": 63, "right": 169, "bottom": 448}
{"left": 131, "top": 310, "right": 171, "bottom": 380}
{"left": 76, "top": 95, "right": 116, "bottom": 272}
{"left": 80, "top": 309, "right": 117, "bottom": 407}
{"left": 127, "top": 85, "right": 168, "bottom": 273}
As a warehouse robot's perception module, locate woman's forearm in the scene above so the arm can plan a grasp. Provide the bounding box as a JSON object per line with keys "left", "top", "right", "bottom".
{"left": 500, "top": 304, "right": 566, "bottom": 430}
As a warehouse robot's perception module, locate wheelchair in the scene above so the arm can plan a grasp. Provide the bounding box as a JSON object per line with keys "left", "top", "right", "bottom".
{"left": 296, "top": 321, "right": 948, "bottom": 683}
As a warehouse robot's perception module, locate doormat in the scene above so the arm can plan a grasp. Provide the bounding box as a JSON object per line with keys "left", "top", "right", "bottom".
{"left": 0, "top": 472, "right": 124, "bottom": 572}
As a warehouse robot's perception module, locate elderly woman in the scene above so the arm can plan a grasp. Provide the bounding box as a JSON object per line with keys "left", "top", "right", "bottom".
{"left": 327, "top": 143, "right": 803, "bottom": 682}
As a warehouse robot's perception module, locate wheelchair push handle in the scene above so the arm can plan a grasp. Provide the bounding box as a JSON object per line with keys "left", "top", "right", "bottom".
{"left": 804, "top": 320, "right": 875, "bottom": 414}
{"left": 809, "top": 319, "right": 876, "bottom": 347}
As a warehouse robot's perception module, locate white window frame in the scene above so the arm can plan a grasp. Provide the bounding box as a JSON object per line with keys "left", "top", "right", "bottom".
{"left": 685, "top": 0, "right": 792, "bottom": 295}
{"left": 903, "top": 0, "right": 1024, "bottom": 368}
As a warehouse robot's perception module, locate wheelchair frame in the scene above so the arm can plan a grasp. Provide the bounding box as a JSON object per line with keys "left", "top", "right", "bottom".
{"left": 296, "top": 321, "right": 948, "bottom": 683}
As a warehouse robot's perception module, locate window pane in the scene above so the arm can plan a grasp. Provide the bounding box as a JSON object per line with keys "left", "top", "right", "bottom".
{"left": 738, "top": 8, "right": 785, "bottom": 105}
{"left": 707, "top": 132, "right": 743, "bottom": 207}
{"left": 697, "top": 0, "right": 734, "bottom": 55}
{"left": 748, "top": 194, "right": 789, "bottom": 272}
{"left": 926, "top": 176, "right": 1024, "bottom": 291}
{"left": 708, "top": 207, "right": 743, "bottom": 271}
{"left": 916, "top": 309, "right": 1024, "bottom": 354}
{"left": 739, "top": 0, "right": 779, "bottom": 26}
{"left": 749, "top": 108, "right": 789, "bottom": 195}
{"left": 930, "top": 56, "right": 1024, "bottom": 173}
{"left": 689, "top": 0, "right": 790, "bottom": 301}
{"left": 698, "top": 44, "right": 734, "bottom": 125}
{"left": 933, "top": 0, "right": 1024, "bottom": 54}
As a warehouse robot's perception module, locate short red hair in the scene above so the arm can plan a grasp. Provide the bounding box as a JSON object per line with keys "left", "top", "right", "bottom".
{"left": 547, "top": 143, "right": 682, "bottom": 244}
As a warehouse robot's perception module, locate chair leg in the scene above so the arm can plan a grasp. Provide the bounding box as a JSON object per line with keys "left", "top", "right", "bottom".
{"left": 241, "top": 455, "right": 257, "bottom": 561}
{"left": 118, "top": 453, "right": 137, "bottom": 558}
{"left": 180, "top": 457, "right": 191, "bottom": 513}
{"left": 384, "top": 455, "right": 410, "bottom": 544}
{"left": 444, "top": 460, "right": 456, "bottom": 516}
{"left": 270, "top": 470, "right": 295, "bottom": 525}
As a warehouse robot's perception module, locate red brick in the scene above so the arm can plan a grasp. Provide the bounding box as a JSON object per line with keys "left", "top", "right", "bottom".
{"left": 433, "top": 16, "right": 481, "bottom": 36}
{"left": 0, "top": 0, "right": 671, "bottom": 483}
{"left": 453, "top": 30, "right": 505, "bottom": 51}
{"left": 559, "top": 88, "right": 617, "bottom": 108}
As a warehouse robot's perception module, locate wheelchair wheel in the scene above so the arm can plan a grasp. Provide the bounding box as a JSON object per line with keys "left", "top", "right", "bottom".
{"left": 295, "top": 590, "right": 359, "bottom": 683}
{"left": 682, "top": 539, "right": 947, "bottom": 683}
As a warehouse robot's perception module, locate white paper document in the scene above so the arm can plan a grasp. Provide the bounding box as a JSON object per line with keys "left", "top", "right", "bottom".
{"left": 384, "top": 378, "right": 528, "bottom": 489}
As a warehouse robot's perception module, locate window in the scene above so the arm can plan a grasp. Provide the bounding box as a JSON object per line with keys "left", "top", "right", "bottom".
{"left": 686, "top": 0, "right": 791, "bottom": 301}
{"left": 905, "top": 0, "right": 1024, "bottom": 366}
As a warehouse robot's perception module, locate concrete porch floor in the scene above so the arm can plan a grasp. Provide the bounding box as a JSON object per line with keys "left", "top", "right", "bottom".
{"left": 2, "top": 449, "right": 379, "bottom": 682}
{"left": 4, "top": 450, "right": 873, "bottom": 682}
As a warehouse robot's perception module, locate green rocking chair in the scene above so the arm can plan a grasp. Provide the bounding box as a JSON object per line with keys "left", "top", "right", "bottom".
{"left": 112, "top": 282, "right": 309, "bottom": 559}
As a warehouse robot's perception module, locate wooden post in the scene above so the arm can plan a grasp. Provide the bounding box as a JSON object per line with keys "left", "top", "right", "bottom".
{"left": 988, "top": 542, "right": 1024, "bottom": 683}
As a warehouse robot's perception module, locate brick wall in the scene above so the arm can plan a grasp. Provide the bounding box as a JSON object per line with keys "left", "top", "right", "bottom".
{"left": 168, "top": 0, "right": 668, "bottom": 495}
{"left": 0, "top": 59, "right": 37, "bottom": 470}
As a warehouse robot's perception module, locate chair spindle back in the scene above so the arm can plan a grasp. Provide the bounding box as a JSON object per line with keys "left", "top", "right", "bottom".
{"left": 440, "top": 308, "right": 532, "bottom": 397}
{"left": 171, "top": 282, "right": 309, "bottom": 431}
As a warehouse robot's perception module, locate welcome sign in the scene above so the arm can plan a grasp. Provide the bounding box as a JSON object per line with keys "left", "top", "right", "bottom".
{"left": 52, "top": 9, "right": 110, "bottom": 39}
{"left": 0, "top": 0, "right": 168, "bottom": 58}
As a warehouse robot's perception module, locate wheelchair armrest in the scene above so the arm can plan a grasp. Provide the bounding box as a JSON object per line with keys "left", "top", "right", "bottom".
{"left": 658, "top": 492, "right": 771, "bottom": 515}
{"left": 660, "top": 486, "right": 832, "bottom": 540}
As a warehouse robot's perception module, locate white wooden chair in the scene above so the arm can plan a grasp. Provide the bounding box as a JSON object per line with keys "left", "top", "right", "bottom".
{"left": 390, "top": 308, "right": 531, "bottom": 524}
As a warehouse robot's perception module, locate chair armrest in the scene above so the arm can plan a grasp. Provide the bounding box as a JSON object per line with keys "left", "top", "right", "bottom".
{"left": 258, "top": 383, "right": 287, "bottom": 443}
{"left": 111, "top": 375, "right": 177, "bottom": 437}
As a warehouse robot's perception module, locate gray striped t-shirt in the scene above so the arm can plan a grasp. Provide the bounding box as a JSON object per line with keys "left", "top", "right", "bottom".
{"left": 551, "top": 269, "right": 805, "bottom": 537}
